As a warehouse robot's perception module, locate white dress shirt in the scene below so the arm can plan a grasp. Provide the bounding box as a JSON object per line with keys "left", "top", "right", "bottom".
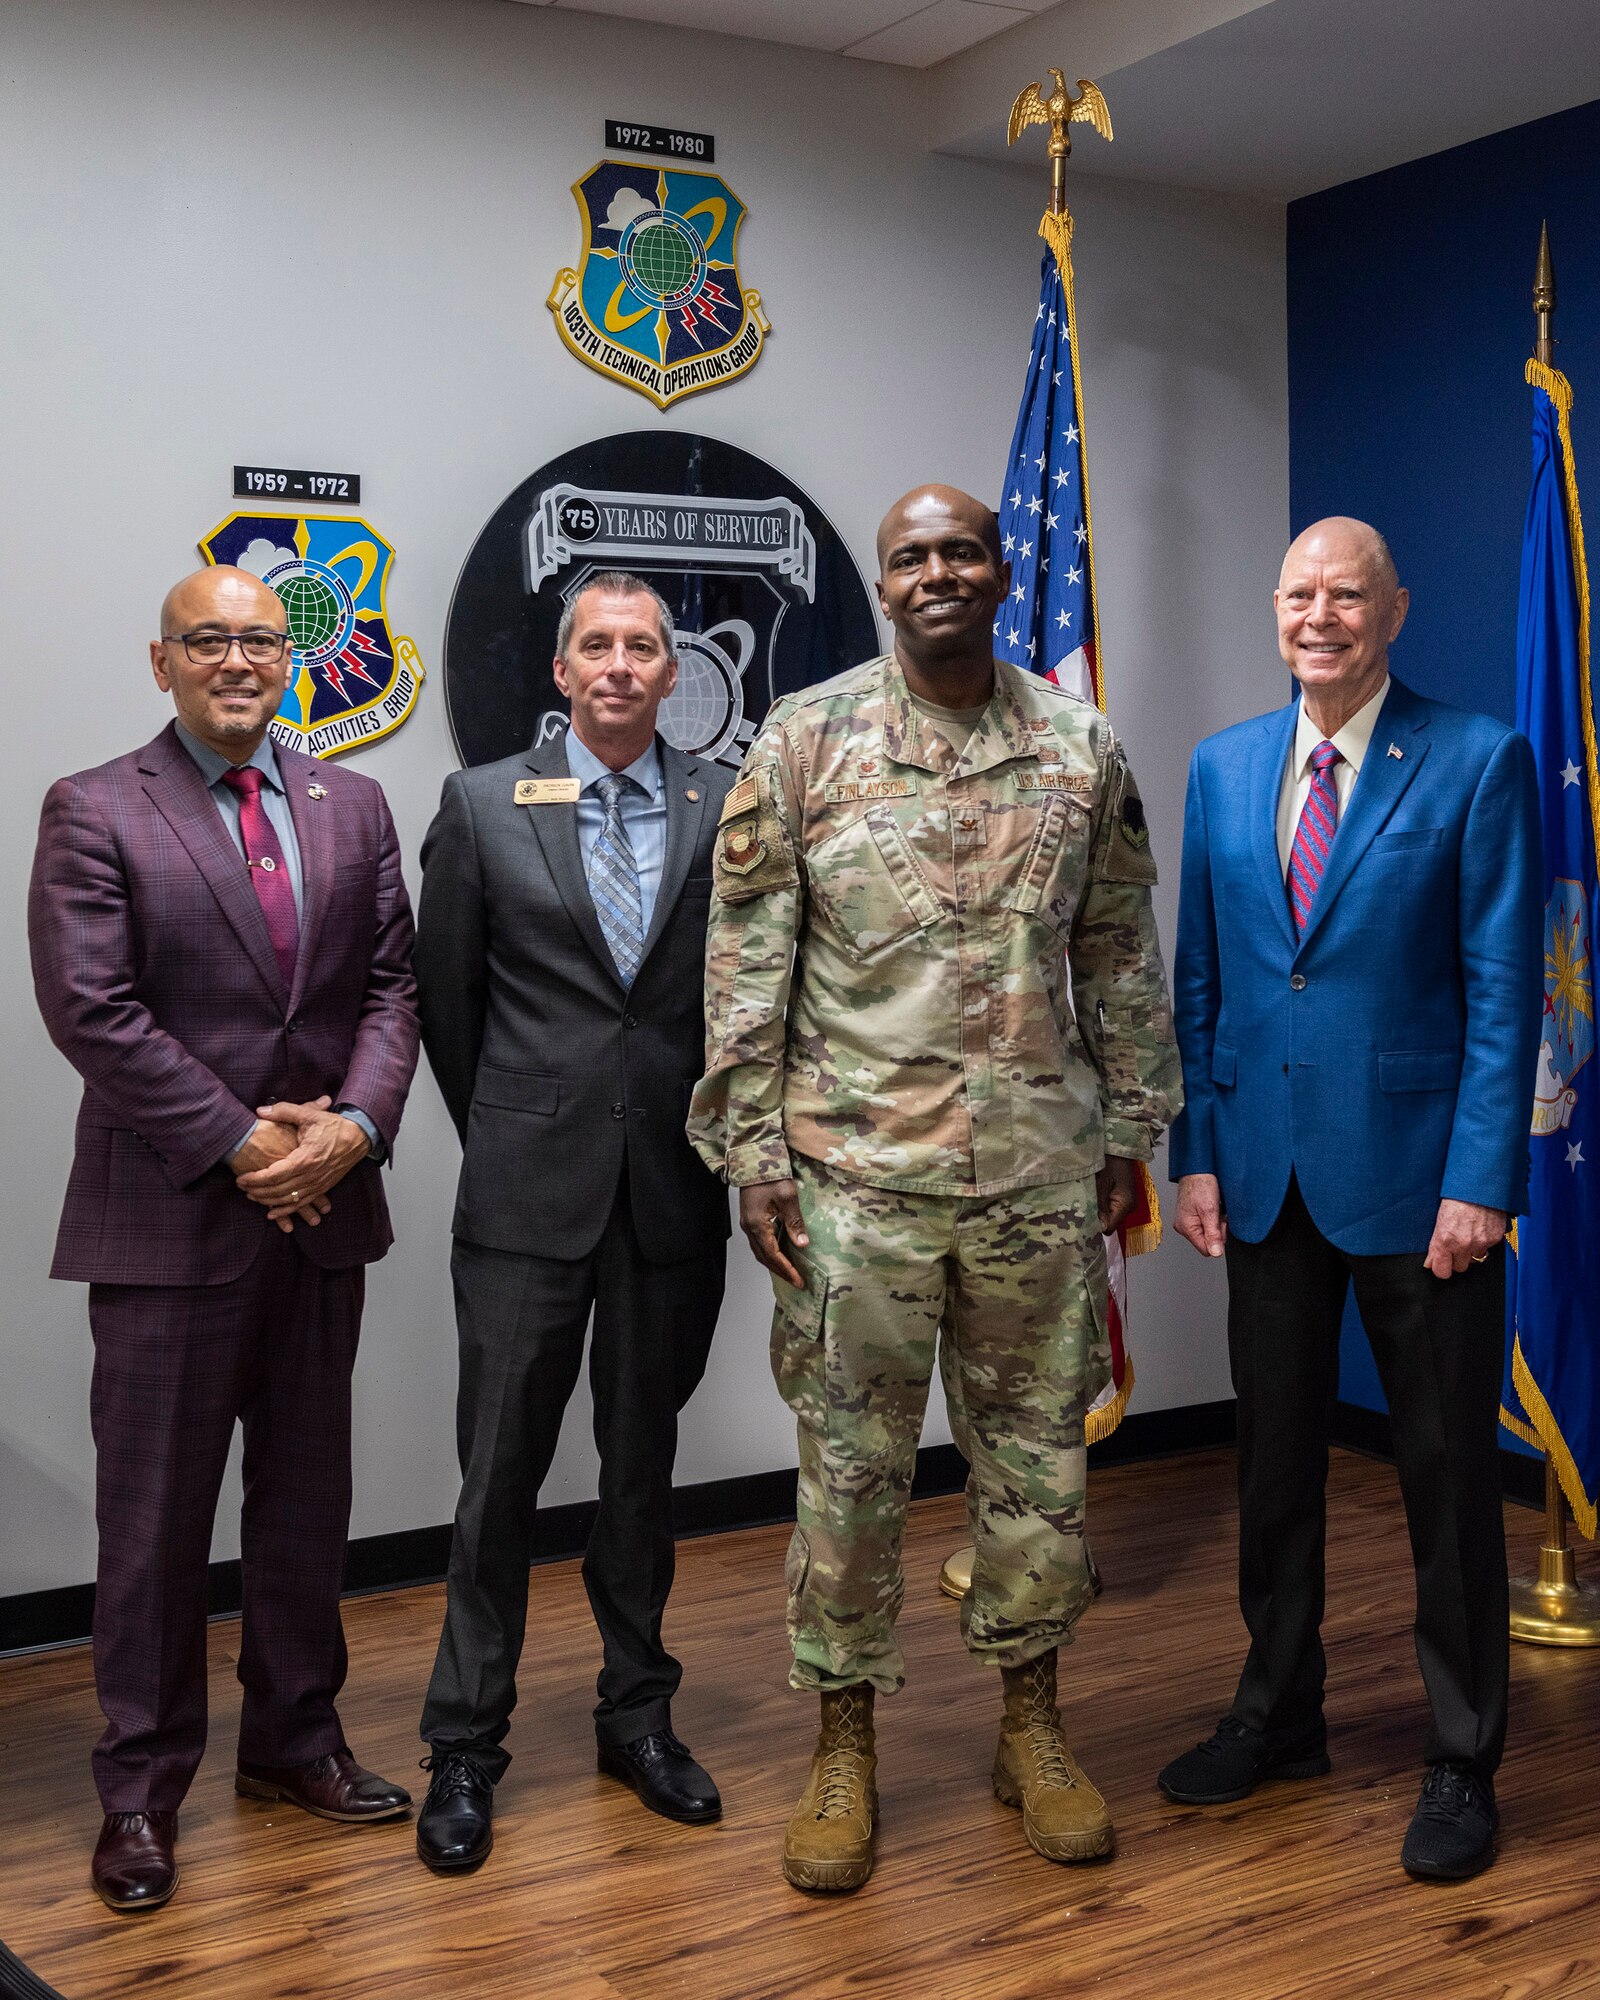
{"left": 565, "top": 727, "right": 668, "bottom": 939}
{"left": 1275, "top": 676, "right": 1392, "bottom": 875}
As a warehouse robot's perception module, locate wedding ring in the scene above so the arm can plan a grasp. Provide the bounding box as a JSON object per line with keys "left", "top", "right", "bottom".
{"left": 1471, "top": 1253, "right": 1488, "bottom": 1263}
{"left": 291, "top": 1189, "right": 302, "bottom": 1203}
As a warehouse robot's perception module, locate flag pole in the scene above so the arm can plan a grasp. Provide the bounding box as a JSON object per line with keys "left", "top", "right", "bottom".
{"left": 1508, "top": 220, "right": 1600, "bottom": 1647}
{"left": 938, "top": 70, "right": 1112, "bottom": 1608}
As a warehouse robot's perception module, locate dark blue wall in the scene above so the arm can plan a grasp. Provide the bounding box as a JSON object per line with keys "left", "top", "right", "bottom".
{"left": 1287, "top": 96, "right": 1600, "bottom": 1429}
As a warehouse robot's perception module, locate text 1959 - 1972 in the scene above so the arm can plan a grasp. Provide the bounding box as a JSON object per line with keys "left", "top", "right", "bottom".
{"left": 233, "top": 465, "right": 362, "bottom": 504}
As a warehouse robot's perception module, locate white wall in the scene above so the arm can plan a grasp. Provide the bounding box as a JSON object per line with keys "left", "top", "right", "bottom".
{"left": 0, "top": 0, "right": 1286, "bottom": 1596}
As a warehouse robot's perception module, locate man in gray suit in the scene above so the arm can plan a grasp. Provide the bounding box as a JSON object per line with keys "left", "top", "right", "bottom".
{"left": 413, "top": 571, "right": 733, "bottom": 1871}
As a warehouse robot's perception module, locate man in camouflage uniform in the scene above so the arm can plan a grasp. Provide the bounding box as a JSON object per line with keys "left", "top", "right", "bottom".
{"left": 689, "top": 485, "right": 1180, "bottom": 1892}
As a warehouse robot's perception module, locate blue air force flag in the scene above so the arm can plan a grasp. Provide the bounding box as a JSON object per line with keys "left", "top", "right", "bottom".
{"left": 1502, "top": 358, "right": 1600, "bottom": 1538}
{"left": 994, "top": 226, "right": 1101, "bottom": 704}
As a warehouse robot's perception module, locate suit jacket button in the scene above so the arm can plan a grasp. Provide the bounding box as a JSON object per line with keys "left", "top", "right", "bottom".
{"left": 624, "top": 1013, "right": 639, "bottom": 1029}
{"left": 611, "top": 1103, "right": 626, "bottom": 1119}
{"left": 1290, "top": 974, "right": 1307, "bottom": 991}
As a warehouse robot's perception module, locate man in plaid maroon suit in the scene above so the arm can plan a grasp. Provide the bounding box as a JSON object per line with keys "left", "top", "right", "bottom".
{"left": 28, "top": 566, "right": 421, "bottom": 1912}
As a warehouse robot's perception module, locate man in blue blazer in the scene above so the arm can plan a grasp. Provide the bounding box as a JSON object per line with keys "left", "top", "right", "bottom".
{"left": 1159, "top": 518, "right": 1541, "bottom": 1882}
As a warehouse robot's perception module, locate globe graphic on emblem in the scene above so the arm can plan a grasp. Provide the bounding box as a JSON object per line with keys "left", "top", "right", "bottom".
{"left": 658, "top": 623, "right": 752, "bottom": 762}
{"left": 620, "top": 213, "right": 705, "bottom": 306}
{"left": 277, "top": 573, "right": 344, "bottom": 656}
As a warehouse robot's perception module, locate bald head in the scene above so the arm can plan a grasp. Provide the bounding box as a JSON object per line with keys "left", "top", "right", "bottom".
{"left": 876, "top": 485, "right": 1003, "bottom": 569}
{"left": 150, "top": 566, "right": 292, "bottom": 763}
{"left": 1279, "top": 517, "right": 1398, "bottom": 595}
{"left": 159, "top": 565, "right": 285, "bottom": 639}
{"left": 1275, "top": 516, "right": 1408, "bottom": 732}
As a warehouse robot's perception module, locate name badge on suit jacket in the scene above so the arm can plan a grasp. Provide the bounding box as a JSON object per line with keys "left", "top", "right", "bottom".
{"left": 515, "top": 778, "right": 581, "bottom": 806}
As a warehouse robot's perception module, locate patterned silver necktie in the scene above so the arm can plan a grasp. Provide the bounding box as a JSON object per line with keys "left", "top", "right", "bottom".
{"left": 588, "top": 771, "right": 645, "bottom": 985}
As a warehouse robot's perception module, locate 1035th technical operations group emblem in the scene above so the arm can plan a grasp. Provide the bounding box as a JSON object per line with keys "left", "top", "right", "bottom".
{"left": 199, "top": 512, "right": 424, "bottom": 759}
{"left": 548, "top": 160, "right": 770, "bottom": 409}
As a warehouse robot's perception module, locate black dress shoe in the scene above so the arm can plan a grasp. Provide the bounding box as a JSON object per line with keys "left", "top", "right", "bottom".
{"left": 416, "top": 1751, "right": 495, "bottom": 1872}
{"left": 1401, "top": 1763, "right": 1498, "bottom": 1881}
{"left": 1157, "top": 1714, "right": 1330, "bottom": 1804}
{"left": 598, "top": 1730, "right": 721, "bottom": 1825}
{"left": 91, "top": 1811, "right": 179, "bottom": 1912}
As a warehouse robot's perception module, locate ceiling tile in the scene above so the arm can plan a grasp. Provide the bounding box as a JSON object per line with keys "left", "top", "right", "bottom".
{"left": 845, "top": 0, "right": 1030, "bottom": 67}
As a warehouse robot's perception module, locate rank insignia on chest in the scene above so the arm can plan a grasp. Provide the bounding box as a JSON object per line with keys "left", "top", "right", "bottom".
{"left": 721, "top": 821, "right": 767, "bottom": 873}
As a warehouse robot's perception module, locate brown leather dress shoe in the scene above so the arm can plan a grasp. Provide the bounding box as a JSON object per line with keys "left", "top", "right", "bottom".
{"left": 235, "top": 1746, "right": 411, "bottom": 1823}
{"left": 91, "top": 1811, "right": 179, "bottom": 1912}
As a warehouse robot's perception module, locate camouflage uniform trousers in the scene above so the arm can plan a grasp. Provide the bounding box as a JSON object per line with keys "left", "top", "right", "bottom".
{"left": 773, "top": 1153, "right": 1107, "bottom": 1694}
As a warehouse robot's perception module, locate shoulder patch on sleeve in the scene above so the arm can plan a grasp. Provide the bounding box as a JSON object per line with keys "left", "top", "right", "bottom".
{"left": 1101, "top": 763, "right": 1159, "bottom": 885}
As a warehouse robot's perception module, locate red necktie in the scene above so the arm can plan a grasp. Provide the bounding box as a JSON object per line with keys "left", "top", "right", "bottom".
{"left": 1288, "top": 739, "right": 1344, "bottom": 933}
{"left": 221, "top": 765, "right": 299, "bottom": 987}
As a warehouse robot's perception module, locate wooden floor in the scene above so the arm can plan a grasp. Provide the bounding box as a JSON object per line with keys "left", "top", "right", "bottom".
{"left": 5, "top": 1449, "right": 1600, "bottom": 2000}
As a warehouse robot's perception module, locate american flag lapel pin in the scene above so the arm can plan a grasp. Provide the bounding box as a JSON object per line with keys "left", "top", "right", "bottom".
{"left": 1386, "top": 743, "right": 1403, "bottom": 761}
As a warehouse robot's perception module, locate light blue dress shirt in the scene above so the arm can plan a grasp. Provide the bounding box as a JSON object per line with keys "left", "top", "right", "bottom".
{"left": 174, "top": 723, "right": 382, "bottom": 1165}
{"left": 176, "top": 721, "right": 304, "bottom": 917}
{"left": 566, "top": 729, "right": 668, "bottom": 941}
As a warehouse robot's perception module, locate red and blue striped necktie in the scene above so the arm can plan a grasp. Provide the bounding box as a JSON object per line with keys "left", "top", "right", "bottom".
{"left": 1288, "top": 739, "right": 1344, "bottom": 933}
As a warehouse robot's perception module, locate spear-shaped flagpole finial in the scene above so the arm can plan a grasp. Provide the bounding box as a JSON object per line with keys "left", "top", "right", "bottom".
{"left": 1535, "top": 220, "right": 1555, "bottom": 367}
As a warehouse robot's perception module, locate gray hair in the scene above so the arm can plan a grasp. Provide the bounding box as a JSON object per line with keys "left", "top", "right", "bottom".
{"left": 554, "top": 571, "right": 676, "bottom": 662}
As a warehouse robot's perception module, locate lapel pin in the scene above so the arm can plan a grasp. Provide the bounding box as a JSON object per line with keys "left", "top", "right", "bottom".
{"left": 1386, "top": 743, "right": 1404, "bottom": 761}
{"left": 686, "top": 787, "right": 700, "bottom": 802}
{"left": 308, "top": 782, "right": 328, "bottom": 799}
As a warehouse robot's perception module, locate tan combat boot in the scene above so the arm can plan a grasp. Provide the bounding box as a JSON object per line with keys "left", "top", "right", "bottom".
{"left": 782, "top": 1684, "right": 878, "bottom": 1893}
{"left": 994, "top": 1651, "right": 1115, "bottom": 1862}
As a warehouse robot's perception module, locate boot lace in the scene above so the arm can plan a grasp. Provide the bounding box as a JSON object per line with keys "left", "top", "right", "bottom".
{"left": 815, "top": 1690, "right": 871, "bottom": 1819}
{"left": 1015, "top": 1659, "right": 1075, "bottom": 1789}
{"left": 1415, "top": 1763, "right": 1480, "bottom": 1823}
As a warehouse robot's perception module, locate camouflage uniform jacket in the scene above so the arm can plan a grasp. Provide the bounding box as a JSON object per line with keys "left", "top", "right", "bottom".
{"left": 688, "top": 654, "right": 1182, "bottom": 1196}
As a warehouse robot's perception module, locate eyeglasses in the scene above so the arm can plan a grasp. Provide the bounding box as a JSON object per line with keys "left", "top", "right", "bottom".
{"left": 162, "top": 629, "right": 292, "bottom": 666}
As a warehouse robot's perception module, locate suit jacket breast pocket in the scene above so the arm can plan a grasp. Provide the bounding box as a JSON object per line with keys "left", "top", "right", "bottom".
{"left": 1370, "top": 827, "right": 1443, "bottom": 854}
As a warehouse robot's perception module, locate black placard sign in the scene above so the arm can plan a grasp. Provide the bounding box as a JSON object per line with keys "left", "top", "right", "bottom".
{"left": 604, "top": 119, "right": 715, "bottom": 162}
{"left": 233, "top": 465, "right": 362, "bottom": 504}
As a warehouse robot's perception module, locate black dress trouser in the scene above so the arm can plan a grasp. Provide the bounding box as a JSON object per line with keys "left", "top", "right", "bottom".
{"left": 421, "top": 1177, "right": 725, "bottom": 1774}
{"left": 1225, "top": 1175, "right": 1508, "bottom": 1779}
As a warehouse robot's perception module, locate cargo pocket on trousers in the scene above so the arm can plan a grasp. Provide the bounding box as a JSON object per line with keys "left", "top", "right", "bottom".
{"left": 770, "top": 1271, "right": 828, "bottom": 1435}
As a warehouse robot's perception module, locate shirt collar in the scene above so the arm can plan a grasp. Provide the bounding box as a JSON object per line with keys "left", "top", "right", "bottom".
{"left": 1293, "top": 674, "right": 1391, "bottom": 778}
{"left": 565, "top": 727, "right": 662, "bottom": 800}
{"left": 175, "top": 721, "right": 284, "bottom": 793}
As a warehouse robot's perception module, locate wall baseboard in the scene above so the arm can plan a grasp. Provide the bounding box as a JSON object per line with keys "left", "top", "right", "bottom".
{"left": 10, "top": 1398, "right": 1542, "bottom": 1651}
{"left": 1331, "top": 1399, "right": 1544, "bottom": 1509}
{"left": 0, "top": 1398, "right": 1240, "bottom": 1656}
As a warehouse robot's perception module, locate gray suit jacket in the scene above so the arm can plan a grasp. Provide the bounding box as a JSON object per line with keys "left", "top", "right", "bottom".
{"left": 415, "top": 729, "right": 734, "bottom": 1263}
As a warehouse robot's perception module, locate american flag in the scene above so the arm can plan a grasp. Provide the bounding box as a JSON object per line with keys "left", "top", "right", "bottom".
{"left": 997, "top": 216, "right": 1156, "bottom": 1444}
{"left": 994, "top": 228, "right": 1101, "bottom": 705}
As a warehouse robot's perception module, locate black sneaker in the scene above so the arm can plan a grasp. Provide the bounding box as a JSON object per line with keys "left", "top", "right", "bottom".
{"left": 1157, "top": 1714, "right": 1331, "bottom": 1804}
{"left": 1401, "top": 1763, "right": 1498, "bottom": 1882}
{"left": 416, "top": 1750, "right": 495, "bottom": 1872}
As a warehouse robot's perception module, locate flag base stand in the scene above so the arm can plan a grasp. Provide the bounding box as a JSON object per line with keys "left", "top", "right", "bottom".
{"left": 1510, "top": 1460, "right": 1600, "bottom": 1647}
{"left": 938, "top": 1546, "right": 974, "bottom": 1602}
{"left": 938, "top": 1543, "right": 1105, "bottom": 1603}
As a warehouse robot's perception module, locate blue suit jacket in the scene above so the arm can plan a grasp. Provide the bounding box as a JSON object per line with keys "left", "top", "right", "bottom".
{"left": 1168, "top": 677, "right": 1543, "bottom": 1253}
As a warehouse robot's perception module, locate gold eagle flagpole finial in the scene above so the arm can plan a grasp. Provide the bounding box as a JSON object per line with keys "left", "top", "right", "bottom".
{"left": 1007, "top": 70, "right": 1112, "bottom": 219}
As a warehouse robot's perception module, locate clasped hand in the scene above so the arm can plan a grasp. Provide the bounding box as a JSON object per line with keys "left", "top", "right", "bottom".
{"left": 232, "top": 1095, "right": 371, "bottom": 1232}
